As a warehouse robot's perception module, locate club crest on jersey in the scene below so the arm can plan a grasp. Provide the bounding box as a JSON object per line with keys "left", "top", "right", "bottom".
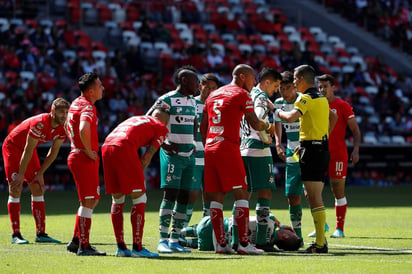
{"left": 36, "top": 122, "right": 44, "bottom": 129}
{"left": 166, "top": 174, "right": 172, "bottom": 183}
{"left": 86, "top": 105, "right": 94, "bottom": 111}
{"left": 269, "top": 175, "right": 275, "bottom": 184}
{"left": 332, "top": 108, "right": 337, "bottom": 114}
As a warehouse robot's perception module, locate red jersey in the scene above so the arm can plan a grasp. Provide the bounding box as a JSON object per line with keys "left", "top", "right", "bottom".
{"left": 103, "top": 115, "right": 169, "bottom": 150}
{"left": 66, "top": 96, "right": 99, "bottom": 152}
{"left": 204, "top": 84, "right": 254, "bottom": 150}
{"left": 5, "top": 113, "right": 66, "bottom": 150}
{"left": 329, "top": 97, "right": 355, "bottom": 155}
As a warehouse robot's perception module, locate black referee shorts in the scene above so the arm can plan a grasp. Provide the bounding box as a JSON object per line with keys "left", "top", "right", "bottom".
{"left": 298, "top": 140, "right": 330, "bottom": 182}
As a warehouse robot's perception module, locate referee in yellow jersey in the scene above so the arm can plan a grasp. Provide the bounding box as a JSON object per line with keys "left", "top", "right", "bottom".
{"left": 272, "top": 65, "right": 337, "bottom": 253}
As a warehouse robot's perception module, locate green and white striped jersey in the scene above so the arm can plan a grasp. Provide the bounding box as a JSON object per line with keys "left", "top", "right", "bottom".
{"left": 274, "top": 93, "right": 301, "bottom": 164}
{"left": 240, "top": 87, "right": 272, "bottom": 157}
{"left": 151, "top": 90, "right": 196, "bottom": 157}
{"left": 194, "top": 96, "right": 204, "bottom": 166}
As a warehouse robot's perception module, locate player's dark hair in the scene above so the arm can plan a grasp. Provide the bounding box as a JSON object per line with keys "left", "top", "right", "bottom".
{"left": 317, "top": 74, "right": 336, "bottom": 86}
{"left": 78, "top": 72, "right": 99, "bottom": 93}
{"left": 200, "top": 73, "right": 220, "bottom": 86}
{"left": 173, "top": 65, "right": 197, "bottom": 85}
{"left": 294, "top": 65, "right": 315, "bottom": 84}
{"left": 280, "top": 71, "right": 294, "bottom": 84}
{"left": 258, "top": 67, "right": 281, "bottom": 83}
{"left": 275, "top": 235, "right": 302, "bottom": 251}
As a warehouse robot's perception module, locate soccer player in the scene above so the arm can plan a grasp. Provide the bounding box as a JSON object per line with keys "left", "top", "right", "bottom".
{"left": 102, "top": 113, "right": 169, "bottom": 258}
{"left": 200, "top": 64, "right": 275, "bottom": 255}
{"left": 188, "top": 73, "right": 219, "bottom": 222}
{"left": 274, "top": 71, "right": 304, "bottom": 242}
{"left": 317, "top": 74, "right": 361, "bottom": 238}
{"left": 272, "top": 65, "right": 337, "bottom": 253}
{"left": 180, "top": 215, "right": 302, "bottom": 252}
{"left": 2, "top": 98, "right": 70, "bottom": 244}
{"left": 146, "top": 66, "right": 198, "bottom": 253}
{"left": 66, "top": 72, "right": 106, "bottom": 256}
{"left": 240, "top": 67, "right": 281, "bottom": 252}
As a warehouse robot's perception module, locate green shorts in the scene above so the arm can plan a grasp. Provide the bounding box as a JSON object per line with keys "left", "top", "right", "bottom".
{"left": 192, "top": 164, "right": 204, "bottom": 191}
{"left": 242, "top": 156, "right": 276, "bottom": 192}
{"left": 197, "top": 216, "right": 229, "bottom": 251}
{"left": 160, "top": 148, "right": 195, "bottom": 190}
{"left": 285, "top": 163, "right": 304, "bottom": 196}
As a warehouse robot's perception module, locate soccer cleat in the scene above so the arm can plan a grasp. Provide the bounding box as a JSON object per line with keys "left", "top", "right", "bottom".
{"left": 300, "top": 242, "right": 328, "bottom": 254}
{"left": 77, "top": 245, "right": 106, "bottom": 256}
{"left": 237, "top": 243, "right": 264, "bottom": 255}
{"left": 255, "top": 243, "right": 282, "bottom": 252}
{"left": 66, "top": 239, "right": 79, "bottom": 253}
{"left": 11, "top": 233, "right": 29, "bottom": 244}
{"left": 157, "top": 240, "right": 172, "bottom": 254}
{"left": 35, "top": 233, "right": 61, "bottom": 243}
{"left": 330, "top": 228, "right": 345, "bottom": 238}
{"left": 115, "top": 248, "right": 132, "bottom": 257}
{"left": 169, "top": 242, "right": 191, "bottom": 253}
{"left": 308, "top": 223, "right": 329, "bottom": 238}
{"left": 215, "top": 244, "right": 235, "bottom": 254}
{"left": 131, "top": 247, "right": 160, "bottom": 258}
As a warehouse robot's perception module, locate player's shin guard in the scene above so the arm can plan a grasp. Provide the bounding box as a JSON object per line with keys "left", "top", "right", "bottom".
{"left": 78, "top": 206, "right": 93, "bottom": 248}
{"left": 235, "top": 200, "right": 249, "bottom": 246}
{"left": 170, "top": 202, "right": 187, "bottom": 242}
{"left": 8, "top": 196, "right": 20, "bottom": 234}
{"left": 210, "top": 201, "right": 226, "bottom": 247}
{"left": 335, "top": 197, "right": 347, "bottom": 232}
{"left": 111, "top": 196, "right": 125, "bottom": 247}
{"left": 31, "top": 196, "right": 45, "bottom": 234}
{"left": 289, "top": 204, "right": 303, "bottom": 239}
{"left": 256, "top": 198, "right": 270, "bottom": 246}
{"left": 159, "top": 199, "right": 174, "bottom": 241}
{"left": 312, "top": 206, "right": 326, "bottom": 247}
{"left": 131, "top": 194, "right": 146, "bottom": 251}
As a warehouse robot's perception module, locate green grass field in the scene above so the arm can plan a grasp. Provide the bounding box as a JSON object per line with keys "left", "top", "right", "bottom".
{"left": 0, "top": 186, "right": 411, "bottom": 273}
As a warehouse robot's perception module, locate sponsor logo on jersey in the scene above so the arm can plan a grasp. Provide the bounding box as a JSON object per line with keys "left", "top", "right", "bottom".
{"left": 36, "top": 122, "right": 44, "bottom": 130}
{"left": 209, "top": 126, "right": 223, "bottom": 134}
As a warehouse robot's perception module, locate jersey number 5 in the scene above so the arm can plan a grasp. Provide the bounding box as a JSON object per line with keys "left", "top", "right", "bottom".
{"left": 212, "top": 99, "right": 223, "bottom": 124}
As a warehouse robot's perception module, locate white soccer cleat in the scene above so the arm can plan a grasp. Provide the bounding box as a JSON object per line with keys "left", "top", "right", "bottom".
{"left": 237, "top": 243, "right": 264, "bottom": 255}
{"left": 157, "top": 240, "right": 172, "bottom": 253}
{"left": 330, "top": 228, "right": 345, "bottom": 238}
{"left": 215, "top": 244, "right": 235, "bottom": 254}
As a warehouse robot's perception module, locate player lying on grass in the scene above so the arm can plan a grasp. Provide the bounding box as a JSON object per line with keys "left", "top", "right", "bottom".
{"left": 179, "top": 214, "right": 302, "bottom": 252}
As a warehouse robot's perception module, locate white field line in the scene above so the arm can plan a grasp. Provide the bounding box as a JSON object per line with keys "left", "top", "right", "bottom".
{"left": 330, "top": 243, "right": 412, "bottom": 253}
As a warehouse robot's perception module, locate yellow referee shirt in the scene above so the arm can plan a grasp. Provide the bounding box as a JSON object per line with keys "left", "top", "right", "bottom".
{"left": 294, "top": 88, "right": 329, "bottom": 141}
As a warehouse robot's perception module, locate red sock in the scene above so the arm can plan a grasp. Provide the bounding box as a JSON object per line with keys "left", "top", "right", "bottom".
{"left": 111, "top": 203, "right": 125, "bottom": 246}
{"left": 78, "top": 216, "right": 91, "bottom": 248}
{"left": 234, "top": 206, "right": 249, "bottom": 244}
{"left": 73, "top": 215, "right": 80, "bottom": 239}
{"left": 131, "top": 203, "right": 145, "bottom": 251}
{"left": 8, "top": 202, "right": 20, "bottom": 234}
{"left": 32, "top": 201, "right": 46, "bottom": 234}
{"left": 210, "top": 207, "right": 226, "bottom": 246}
{"left": 336, "top": 204, "right": 347, "bottom": 231}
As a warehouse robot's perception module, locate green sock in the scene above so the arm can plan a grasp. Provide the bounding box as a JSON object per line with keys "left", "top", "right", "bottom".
{"left": 159, "top": 199, "right": 175, "bottom": 240}
{"left": 231, "top": 204, "right": 238, "bottom": 246}
{"left": 170, "top": 203, "right": 187, "bottom": 241}
{"left": 203, "top": 202, "right": 210, "bottom": 217}
{"left": 289, "top": 204, "right": 303, "bottom": 239}
{"left": 256, "top": 198, "right": 271, "bottom": 246}
{"left": 184, "top": 204, "right": 194, "bottom": 228}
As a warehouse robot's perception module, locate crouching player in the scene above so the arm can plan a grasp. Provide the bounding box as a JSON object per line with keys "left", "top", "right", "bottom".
{"left": 180, "top": 215, "right": 302, "bottom": 252}
{"left": 101, "top": 110, "right": 169, "bottom": 257}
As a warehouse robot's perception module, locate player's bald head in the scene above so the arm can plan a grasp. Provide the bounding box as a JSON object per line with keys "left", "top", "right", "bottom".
{"left": 232, "top": 64, "right": 254, "bottom": 77}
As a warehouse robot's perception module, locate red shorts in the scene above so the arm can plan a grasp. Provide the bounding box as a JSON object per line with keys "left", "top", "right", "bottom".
{"left": 204, "top": 143, "right": 247, "bottom": 193}
{"left": 68, "top": 151, "right": 100, "bottom": 201}
{"left": 2, "top": 141, "right": 40, "bottom": 184}
{"left": 102, "top": 145, "right": 145, "bottom": 195}
{"left": 328, "top": 154, "right": 348, "bottom": 179}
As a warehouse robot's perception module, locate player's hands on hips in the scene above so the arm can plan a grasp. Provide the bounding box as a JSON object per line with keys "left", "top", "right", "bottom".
{"left": 276, "top": 144, "right": 286, "bottom": 162}
{"left": 85, "top": 150, "right": 98, "bottom": 161}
